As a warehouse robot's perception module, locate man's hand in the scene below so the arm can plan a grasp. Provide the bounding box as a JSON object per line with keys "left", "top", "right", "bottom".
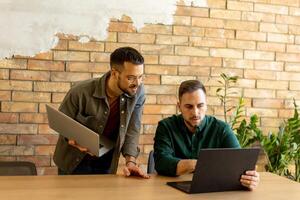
{"left": 123, "top": 161, "right": 150, "bottom": 179}
{"left": 240, "top": 170, "right": 260, "bottom": 190}
{"left": 176, "top": 159, "right": 197, "bottom": 176}
{"left": 68, "top": 139, "right": 95, "bottom": 156}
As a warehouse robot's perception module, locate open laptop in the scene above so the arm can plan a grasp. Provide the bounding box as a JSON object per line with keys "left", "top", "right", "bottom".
{"left": 167, "top": 148, "right": 260, "bottom": 194}
{"left": 46, "top": 104, "right": 114, "bottom": 157}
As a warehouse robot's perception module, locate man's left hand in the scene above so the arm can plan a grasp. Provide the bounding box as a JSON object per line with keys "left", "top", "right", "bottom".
{"left": 240, "top": 170, "right": 260, "bottom": 190}
{"left": 123, "top": 162, "right": 150, "bottom": 179}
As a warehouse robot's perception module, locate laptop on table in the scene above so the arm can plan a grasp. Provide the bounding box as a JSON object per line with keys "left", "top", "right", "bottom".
{"left": 167, "top": 148, "right": 260, "bottom": 194}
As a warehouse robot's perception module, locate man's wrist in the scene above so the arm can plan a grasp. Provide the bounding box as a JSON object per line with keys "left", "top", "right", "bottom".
{"left": 126, "top": 160, "right": 137, "bottom": 166}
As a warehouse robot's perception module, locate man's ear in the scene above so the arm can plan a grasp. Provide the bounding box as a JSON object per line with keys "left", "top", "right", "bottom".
{"left": 177, "top": 101, "right": 181, "bottom": 113}
{"left": 111, "top": 68, "right": 118, "bottom": 79}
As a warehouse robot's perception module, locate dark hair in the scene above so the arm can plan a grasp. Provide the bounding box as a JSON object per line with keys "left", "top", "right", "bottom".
{"left": 178, "top": 80, "right": 206, "bottom": 100}
{"left": 110, "top": 47, "right": 144, "bottom": 71}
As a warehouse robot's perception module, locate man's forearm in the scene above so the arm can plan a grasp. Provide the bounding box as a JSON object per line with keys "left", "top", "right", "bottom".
{"left": 176, "top": 159, "right": 197, "bottom": 176}
{"left": 125, "top": 155, "right": 137, "bottom": 166}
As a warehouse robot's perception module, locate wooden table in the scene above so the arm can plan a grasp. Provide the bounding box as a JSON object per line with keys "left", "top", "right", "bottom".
{"left": 0, "top": 172, "right": 299, "bottom": 200}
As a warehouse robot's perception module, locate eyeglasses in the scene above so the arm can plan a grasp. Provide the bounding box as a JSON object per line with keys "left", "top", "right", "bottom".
{"left": 114, "top": 69, "right": 144, "bottom": 83}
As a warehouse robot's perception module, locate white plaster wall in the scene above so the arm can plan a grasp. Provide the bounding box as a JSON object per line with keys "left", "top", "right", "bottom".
{"left": 0, "top": 0, "right": 207, "bottom": 58}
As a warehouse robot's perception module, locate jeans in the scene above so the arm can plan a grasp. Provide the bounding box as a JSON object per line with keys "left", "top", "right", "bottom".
{"left": 58, "top": 149, "right": 114, "bottom": 175}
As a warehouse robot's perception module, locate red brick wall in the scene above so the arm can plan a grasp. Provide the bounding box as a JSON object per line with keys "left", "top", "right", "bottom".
{"left": 0, "top": 0, "right": 300, "bottom": 175}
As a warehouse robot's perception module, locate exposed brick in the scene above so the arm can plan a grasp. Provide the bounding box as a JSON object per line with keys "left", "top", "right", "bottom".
{"left": 32, "top": 52, "right": 53, "bottom": 60}
{"left": 106, "top": 32, "right": 117, "bottom": 42}
{"left": 289, "top": 81, "right": 300, "bottom": 90}
{"left": 190, "top": 37, "right": 226, "bottom": 48}
{"left": 0, "top": 146, "right": 34, "bottom": 156}
{"left": 236, "top": 79, "right": 256, "bottom": 88}
{"left": 257, "top": 80, "right": 288, "bottom": 90}
{"left": 52, "top": 40, "right": 68, "bottom": 50}
{"left": 143, "top": 105, "right": 176, "bottom": 114}
{"left": 257, "top": 42, "right": 285, "bottom": 52}
{"left": 277, "top": 71, "right": 300, "bottom": 81}
{"left": 145, "top": 95, "right": 156, "bottom": 104}
{"left": 276, "top": 53, "right": 300, "bottom": 62}
{"left": 28, "top": 60, "right": 65, "bottom": 71}
{"left": 39, "top": 103, "right": 60, "bottom": 113}
{"left": 242, "top": 12, "right": 275, "bottom": 22}
{"left": 204, "top": 28, "right": 235, "bottom": 39}
{"left": 210, "top": 68, "right": 243, "bottom": 77}
{"left": 51, "top": 72, "right": 91, "bottom": 82}
{"left": 261, "top": 117, "right": 283, "bottom": 127}
{"left": 278, "top": 109, "right": 294, "bottom": 118}
{"left": 105, "top": 43, "right": 140, "bottom": 53}
{"left": 287, "top": 45, "right": 300, "bottom": 53}
{"left": 0, "top": 113, "right": 18, "bottom": 123}
{"left": 296, "top": 36, "right": 300, "bottom": 44}
{"left": 245, "top": 50, "right": 275, "bottom": 60}
{"left": 145, "top": 65, "right": 177, "bottom": 75}
{"left": 276, "top": 15, "right": 300, "bottom": 26}
{"left": 10, "top": 70, "right": 50, "bottom": 81}
{"left": 107, "top": 22, "right": 136, "bottom": 33}
{"left": 0, "top": 91, "right": 11, "bottom": 101}
{"left": 139, "top": 24, "right": 172, "bottom": 34}
{"left": 140, "top": 45, "right": 173, "bottom": 55}
{"left": 143, "top": 124, "right": 158, "bottom": 134}
{"left": 157, "top": 95, "right": 177, "bottom": 105}
{"left": 253, "top": 99, "right": 284, "bottom": 108}
{"left": 144, "top": 85, "right": 177, "bottom": 95}
{"left": 268, "top": 33, "right": 294, "bottom": 43}
{"left": 69, "top": 41, "right": 104, "bottom": 52}
{"left": 66, "top": 62, "right": 109, "bottom": 73}
{"left": 178, "top": 66, "right": 210, "bottom": 76}
{"left": 54, "top": 51, "right": 89, "bottom": 61}
{"left": 285, "top": 62, "right": 300, "bottom": 72}
{"left": 191, "top": 57, "right": 222, "bottom": 66}
{"left": 90, "top": 52, "right": 110, "bottom": 62}
{"left": 35, "top": 145, "right": 55, "bottom": 155}
{"left": 139, "top": 134, "right": 154, "bottom": 145}
{"left": 156, "top": 35, "right": 188, "bottom": 45}
{"left": 244, "top": 89, "right": 275, "bottom": 98}
{"left": 225, "top": 20, "right": 258, "bottom": 31}
{"left": 1, "top": 102, "right": 37, "bottom": 113}
{"left": 207, "top": 0, "right": 226, "bottom": 8}
{"left": 0, "top": 135, "right": 16, "bottom": 145}
{"left": 211, "top": 9, "right": 241, "bottom": 20}
{"left": 144, "top": 55, "right": 158, "bottom": 64}
{"left": 289, "top": 25, "right": 300, "bottom": 35}
{"left": 52, "top": 93, "right": 66, "bottom": 103}
{"left": 20, "top": 113, "right": 48, "bottom": 124}
{"left": 227, "top": 1, "right": 253, "bottom": 11}
{"left": 161, "top": 75, "right": 195, "bottom": 85}
{"left": 244, "top": 69, "right": 276, "bottom": 80}
{"left": 236, "top": 31, "right": 266, "bottom": 41}
{"left": 0, "top": 59, "right": 27, "bottom": 69}
{"left": 210, "top": 48, "right": 243, "bottom": 59}
{"left": 175, "top": 6, "right": 209, "bottom": 17}
{"left": 192, "top": 17, "right": 224, "bottom": 28}
{"left": 254, "top": 61, "right": 283, "bottom": 71}
{"left": 246, "top": 107, "right": 278, "bottom": 117}
{"left": 0, "top": 124, "right": 37, "bottom": 134}
{"left": 255, "top": 3, "right": 288, "bottom": 15}
{"left": 223, "top": 59, "right": 254, "bottom": 69}
{"left": 260, "top": 23, "right": 288, "bottom": 33}
{"left": 18, "top": 135, "right": 58, "bottom": 145}
{"left": 142, "top": 114, "right": 163, "bottom": 124}
{"left": 37, "top": 166, "right": 58, "bottom": 175}
{"left": 12, "top": 91, "right": 51, "bottom": 102}
{"left": 269, "top": 0, "right": 299, "bottom": 7}
{"left": 0, "top": 69, "right": 9, "bottom": 79}
{"left": 0, "top": 80, "right": 32, "bottom": 91}
{"left": 289, "top": 7, "right": 300, "bottom": 16}
{"left": 143, "top": 75, "right": 160, "bottom": 85}
{"left": 118, "top": 33, "right": 155, "bottom": 44}
{"left": 160, "top": 55, "right": 189, "bottom": 65}
{"left": 174, "top": 26, "right": 205, "bottom": 37}
{"left": 38, "top": 124, "right": 57, "bottom": 135}
{"left": 34, "top": 82, "right": 70, "bottom": 92}
{"left": 175, "top": 46, "right": 209, "bottom": 56}
{"left": 227, "top": 40, "right": 256, "bottom": 50}
{"left": 173, "top": 16, "right": 191, "bottom": 26}
{"left": 277, "top": 90, "right": 300, "bottom": 99}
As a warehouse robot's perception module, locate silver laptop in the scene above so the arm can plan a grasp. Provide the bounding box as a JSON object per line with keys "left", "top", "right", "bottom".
{"left": 46, "top": 104, "right": 114, "bottom": 157}
{"left": 167, "top": 148, "right": 260, "bottom": 194}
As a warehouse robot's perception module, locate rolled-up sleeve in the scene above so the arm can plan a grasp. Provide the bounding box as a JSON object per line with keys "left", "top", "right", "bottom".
{"left": 154, "top": 122, "right": 180, "bottom": 176}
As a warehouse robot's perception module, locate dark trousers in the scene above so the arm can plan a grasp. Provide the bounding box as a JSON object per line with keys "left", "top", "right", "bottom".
{"left": 58, "top": 149, "right": 114, "bottom": 175}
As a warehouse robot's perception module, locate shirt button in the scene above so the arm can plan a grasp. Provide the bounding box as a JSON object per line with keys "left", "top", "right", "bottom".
{"left": 121, "top": 125, "right": 124, "bottom": 128}
{"left": 104, "top": 111, "right": 107, "bottom": 115}
{"left": 121, "top": 110, "right": 125, "bottom": 114}
{"left": 76, "top": 158, "right": 80, "bottom": 162}
{"left": 121, "top": 98, "right": 125, "bottom": 102}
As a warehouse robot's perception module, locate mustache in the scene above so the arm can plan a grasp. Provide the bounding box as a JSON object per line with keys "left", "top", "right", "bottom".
{"left": 129, "top": 84, "right": 137, "bottom": 88}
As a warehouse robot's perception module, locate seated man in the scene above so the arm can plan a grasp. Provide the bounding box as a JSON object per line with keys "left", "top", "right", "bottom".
{"left": 154, "top": 80, "right": 259, "bottom": 190}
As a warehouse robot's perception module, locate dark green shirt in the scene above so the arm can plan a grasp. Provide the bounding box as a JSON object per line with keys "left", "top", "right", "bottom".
{"left": 154, "top": 114, "right": 240, "bottom": 176}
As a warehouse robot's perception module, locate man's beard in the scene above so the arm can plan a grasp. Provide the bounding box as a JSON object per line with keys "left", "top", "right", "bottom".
{"left": 117, "top": 79, "right": 137, "bottom": 97}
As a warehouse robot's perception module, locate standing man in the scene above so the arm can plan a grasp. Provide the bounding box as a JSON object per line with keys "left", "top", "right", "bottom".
{"left": 53, "top": 47, "right": 149, "bottom": 178}
{"left": 154, "top": 80, "right": 259, "bottom": 189}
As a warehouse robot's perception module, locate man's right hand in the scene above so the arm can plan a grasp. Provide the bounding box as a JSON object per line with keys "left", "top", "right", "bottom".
{"left": 176, "top": 159, "right": 197, "bottom": 175}
{"left": 68, "top": 139, "right": 95, "bottom": 156}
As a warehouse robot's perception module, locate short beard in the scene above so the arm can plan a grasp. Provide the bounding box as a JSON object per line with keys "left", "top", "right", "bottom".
{"left": 117, "top": 78, "right": 137, "bottom": 97}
